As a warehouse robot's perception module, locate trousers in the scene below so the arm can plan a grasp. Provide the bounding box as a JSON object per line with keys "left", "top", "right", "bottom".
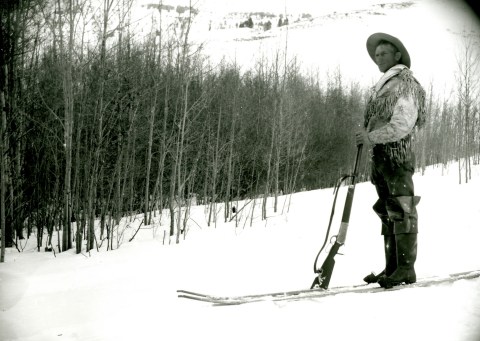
{"left": 370, "top": 147, "right": 417, "bottom": 235}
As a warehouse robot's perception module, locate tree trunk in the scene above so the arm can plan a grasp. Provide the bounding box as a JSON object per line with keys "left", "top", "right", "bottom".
{"left": 144, "top": 96, "right": 157, "bottom": 225}
{"left": 208, "top": 108, "right": 222, "bottom": 227}
{"left": 58, "top": 0, "right": 74, "bottom": 252}
{"left": 175, "top": 80, "right": 190, "bottom": 244}
{"left": 224, "top": 106, "right": 236, "bottom": 222}
{"left": 0, "top": 68, "right": 6, "bottom": 262}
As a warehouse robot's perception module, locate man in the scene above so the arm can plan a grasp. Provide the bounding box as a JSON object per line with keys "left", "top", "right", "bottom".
{"left": 355, "top": 33, "right": 426, "bottom": 289}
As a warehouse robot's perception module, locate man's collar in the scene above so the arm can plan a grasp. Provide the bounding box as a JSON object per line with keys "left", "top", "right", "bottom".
{"left": 375, "top": 64, "right": 408, "bottom": 92}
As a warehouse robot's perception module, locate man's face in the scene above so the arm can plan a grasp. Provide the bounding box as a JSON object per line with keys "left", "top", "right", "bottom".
{"left": 374, "top": 44, "right": 401, "bottom": 73}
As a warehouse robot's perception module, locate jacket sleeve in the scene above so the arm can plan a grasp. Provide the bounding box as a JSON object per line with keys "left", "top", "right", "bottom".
{"left": 368, "top": 94, "right": 418, "bottom": 144}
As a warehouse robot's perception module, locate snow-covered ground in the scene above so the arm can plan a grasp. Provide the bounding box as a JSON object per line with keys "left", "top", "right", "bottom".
{"left": 1, "top": 160, "right": 480, "bottom": 341}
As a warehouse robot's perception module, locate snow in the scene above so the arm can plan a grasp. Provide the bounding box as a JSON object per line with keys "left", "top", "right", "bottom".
{"left": 127, "top": 0, "right": 480, "bottom": 95}
{"left": 191, "top": 0, "right": 480, "bottom": 94}
{"left": 1, "top": 160, "right": 480, "bottom": 341}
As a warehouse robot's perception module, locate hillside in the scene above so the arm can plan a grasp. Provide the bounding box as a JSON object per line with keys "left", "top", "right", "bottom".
{"left": 184, "top": 0, "right": 480, "bottom": 91}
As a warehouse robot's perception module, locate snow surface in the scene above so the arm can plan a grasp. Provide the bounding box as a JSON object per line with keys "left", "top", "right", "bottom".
{"left": 1, "top": 160, "right": 480, "bottom": 341}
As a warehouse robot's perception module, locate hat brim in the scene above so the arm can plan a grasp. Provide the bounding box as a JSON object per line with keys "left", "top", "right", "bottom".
{"left": 366, "top": 33, "right": 411, "bottom": 68}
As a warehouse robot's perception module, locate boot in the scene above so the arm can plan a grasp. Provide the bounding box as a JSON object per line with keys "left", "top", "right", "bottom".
{"left": 363, "top": 234, "right": 397, "bottom": 283}
{"left": 364, "top": 270, "right": 385, "bottom": 284}
{"left": 364, "top": 200, "right": 397, "bottom": 283}
{"left": 378, "top": 233, "right": 417, "bottom": 289}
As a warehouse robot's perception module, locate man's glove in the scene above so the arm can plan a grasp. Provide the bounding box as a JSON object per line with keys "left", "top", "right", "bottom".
{"left": 355, "top": 129, "right": 371, "bottom": 147}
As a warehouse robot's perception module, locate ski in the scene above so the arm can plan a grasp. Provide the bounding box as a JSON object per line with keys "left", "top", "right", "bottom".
{"left": 177, "top": 283, "right": 372, "bottom": 304}
{"left": 177, "top": 270, "right": 480, "bottom": 306}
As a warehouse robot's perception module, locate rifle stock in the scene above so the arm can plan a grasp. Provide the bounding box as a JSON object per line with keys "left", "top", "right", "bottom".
{"left": 310, "top": 145, "right": 363, "bottom": 290}
{"left": 311, "top": 241, "right": 341, "bottom": 289}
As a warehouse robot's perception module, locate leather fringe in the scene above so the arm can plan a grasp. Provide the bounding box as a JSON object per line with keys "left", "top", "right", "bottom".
{"left": 364, "top": 68, "right": 426, "bottom": 166}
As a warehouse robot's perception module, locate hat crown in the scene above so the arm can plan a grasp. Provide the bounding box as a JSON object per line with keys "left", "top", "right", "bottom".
{"left": 366, "top": 33, "right": 411, "bottom": 68}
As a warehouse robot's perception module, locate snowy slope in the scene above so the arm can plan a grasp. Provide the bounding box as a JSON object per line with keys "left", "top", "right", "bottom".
{"left": 1, "top": 160, "right": 479, "bottom": 341}
{"left": 193, "top": 0, "right": 480, "bottom": 93}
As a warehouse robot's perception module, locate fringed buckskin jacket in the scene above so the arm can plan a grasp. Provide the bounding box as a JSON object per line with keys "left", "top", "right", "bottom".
{"left": 364, "top": 64, "right": 426, "bottom": 166}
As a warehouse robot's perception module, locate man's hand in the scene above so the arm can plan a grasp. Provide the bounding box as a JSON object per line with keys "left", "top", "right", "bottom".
{"left": 355, "top": 129, "right": 371, "bottom": 147}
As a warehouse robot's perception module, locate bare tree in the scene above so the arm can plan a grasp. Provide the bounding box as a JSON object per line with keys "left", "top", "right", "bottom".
{"left": 0, "top": 65, "right": 6, "bottom": 262}
{"left": 455, "top": 34, "right": 480, "bottom": 183}
{"left": 56, "top": 0, "right": 76, "bottom": 252}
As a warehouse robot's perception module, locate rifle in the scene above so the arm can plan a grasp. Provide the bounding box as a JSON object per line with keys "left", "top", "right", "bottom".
{"left": 310, "top": 145, "right": 363, "bottom": 289}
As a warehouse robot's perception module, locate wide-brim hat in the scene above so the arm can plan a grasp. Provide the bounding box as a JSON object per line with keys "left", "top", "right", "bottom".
{"left": 366, "top": 32, "right": 411, "bottom": 68}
